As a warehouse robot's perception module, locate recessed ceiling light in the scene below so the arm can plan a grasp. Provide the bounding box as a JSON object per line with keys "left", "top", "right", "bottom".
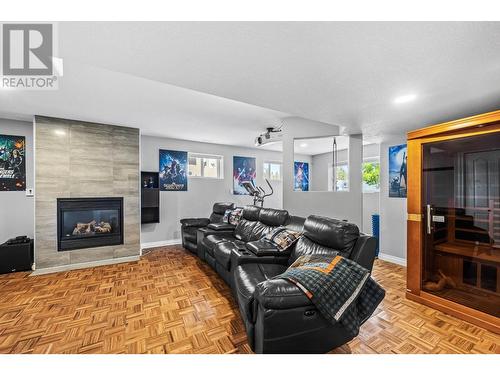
{"left": 54, "top": 129, "right": 66, "bottom": 136}
{"left": 299, "top": 143, "right": 308, "bottom": 148}
{"left": 393, "top": 94, "right": 417, "bottom": 104}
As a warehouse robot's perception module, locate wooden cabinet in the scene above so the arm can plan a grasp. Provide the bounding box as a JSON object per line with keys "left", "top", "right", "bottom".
{"left": 406, "top": 110, "right": 500, "bottom": 334}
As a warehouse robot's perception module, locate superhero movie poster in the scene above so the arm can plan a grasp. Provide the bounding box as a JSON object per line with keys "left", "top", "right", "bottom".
{"left": 389, "top": 144, "right": 407, "bottom": 198}
{"left": 233, "top": 156, "right": 256, "bottom": 195}
{"left": 0, "top": 134, "right": 26, "bottom": 191}
{"left": 159, "top": 149, "right": 188, "bottom": 191}
{"left": 294, "top": 161, "right": 309, "bottom": 191}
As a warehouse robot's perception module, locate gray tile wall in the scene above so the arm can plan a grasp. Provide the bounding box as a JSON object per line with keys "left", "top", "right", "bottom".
{"left": 35, "top": 116, "right": 140, "bottom": 269}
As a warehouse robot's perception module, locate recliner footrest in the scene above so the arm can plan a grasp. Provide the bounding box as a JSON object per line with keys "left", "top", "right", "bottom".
{"left": 214, "top": 242, "right": 239, "bottom": 270}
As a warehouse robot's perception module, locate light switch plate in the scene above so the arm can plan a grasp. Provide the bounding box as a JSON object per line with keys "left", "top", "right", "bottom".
{"left": 26, "top": 188, "right": 34, "bottom": 197}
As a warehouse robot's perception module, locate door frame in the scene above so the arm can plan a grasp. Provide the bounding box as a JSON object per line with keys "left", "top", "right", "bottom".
{"left": 406, "top": 109, "right": 500, "bottom": 334}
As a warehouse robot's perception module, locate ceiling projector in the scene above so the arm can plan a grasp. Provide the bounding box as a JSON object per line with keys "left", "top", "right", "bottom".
{"left": 255, "top": 127, "right": 283, "bottom": 147}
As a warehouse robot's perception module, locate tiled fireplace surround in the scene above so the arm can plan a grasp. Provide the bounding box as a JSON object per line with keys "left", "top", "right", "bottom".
{"left": 34, "top": 116, "right": 141, "bottom": 270}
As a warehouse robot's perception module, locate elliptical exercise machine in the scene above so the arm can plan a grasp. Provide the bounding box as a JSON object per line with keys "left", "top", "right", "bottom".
{"left": 241, "top": 179, "right": 274, "bottom": 207}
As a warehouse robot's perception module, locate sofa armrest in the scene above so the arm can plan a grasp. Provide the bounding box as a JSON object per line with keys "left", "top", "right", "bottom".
{"left": 197, "top": 226, "right": 235, "bottom": 237}
{"left": 350, "top": 234, "right": 377, "bottom": 272}
{"left": 180, "top": 218, "right": 210, "bottom": 228}
{"left": 230, "top": 248, "right": 289, "bottom": 268}
{"left": 246, "top": 240, "right": 292, "bottom": 257}
{"left": 207, "top": 223, "right": 236, "bottom": 231}
{"left": 254, "top": 278, "right": 312, "bottom": 310}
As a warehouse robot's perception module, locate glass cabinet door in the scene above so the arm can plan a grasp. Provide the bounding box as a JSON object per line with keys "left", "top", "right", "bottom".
{"left": 422, "top": 132, "right": 500, "bottom": 318}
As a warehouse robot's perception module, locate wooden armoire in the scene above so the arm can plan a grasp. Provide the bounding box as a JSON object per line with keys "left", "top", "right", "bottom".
{"left": 406, "top": 110, "right": 500, "bottom": 334}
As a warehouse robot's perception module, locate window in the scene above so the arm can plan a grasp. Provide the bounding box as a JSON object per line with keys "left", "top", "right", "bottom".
{"left": 362, "top": 158, "right": 380, "bottom": 193}
{"left": 294, "top": 135, "right": 349, "bottom": 192}
{"left": 188, "top": 153, "right": 223, "bottom": 179}
{"left": 336, "top": 164, "right": 349, "bottom": 191}
{"left": 328, "top": 163, "right": 349, "bottom": 192}
{"left": 263, "top": 162, "right": 282, "bottom": 181}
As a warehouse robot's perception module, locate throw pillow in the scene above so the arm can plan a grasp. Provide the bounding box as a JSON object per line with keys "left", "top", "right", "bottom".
{"left": 228, "top": 208, "right": 243, "bottom": 226}
{"left": 222, "top": 209, "right": 232, "bottom": 223}
{"left": 264, "top": 226, "right": 302, "bottom": 251}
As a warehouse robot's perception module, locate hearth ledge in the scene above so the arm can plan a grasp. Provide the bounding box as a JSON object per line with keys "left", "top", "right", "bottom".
{"left": 30, "top": 255, "right": 140, "bottom": 276}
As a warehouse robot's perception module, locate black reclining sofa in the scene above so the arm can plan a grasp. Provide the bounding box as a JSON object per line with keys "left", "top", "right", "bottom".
{"left": 198, "top": 206, "right": 301, "bottom": 286}
{"left": 182, "top": 204, "right": 378, "bottom": 353}
{"left": 180, "top": 202, "right": 234, "bottom": 254}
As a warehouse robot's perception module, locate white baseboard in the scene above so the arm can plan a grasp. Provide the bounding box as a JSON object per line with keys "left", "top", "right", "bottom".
{"left": 377, "top": 252, "right": 407, "bottom": 267}
{"left": 31, "top": 255, "right": 140, "bottom": 276}
{"left": 141, "top": 239, "right": 182, "bottom": 250}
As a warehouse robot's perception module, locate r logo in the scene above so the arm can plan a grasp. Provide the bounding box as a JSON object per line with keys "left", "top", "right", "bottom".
{"left": 2, "top": 23, "right": 53, "bottom": 76}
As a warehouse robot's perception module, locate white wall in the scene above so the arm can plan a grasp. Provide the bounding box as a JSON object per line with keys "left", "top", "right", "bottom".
{"left": 0, "top": 114, "right": 402, "bottom": 263}
{"left": 282, "top": 117, "right": 363, "bottom": 227}
{"left": 379, "top": 136, "right": 407, "bottom": 263}
{"left": 310, "top": 143, "right": 380, "bottom": 193}
{"left": 362, "top": 143, "right": 381, "bottom": 234}
{"left": 0, "top": 114, "right": 399, "bottom": 262}
{"left": 141, "top": 135, "right": 284, "bottom": 245}
{"left": 293, "top": 153, "right": 312, "bottom": 191}
{"left": 363, "top": 192, "right": 379, "bottom": 234}
{"left": 297, "top": 141, "right": 379, "bottom": 231}
{"left": 363, "top": 143, "right": 380, "bottom": 159}
{"left": 310, "top": 149, "right": 348, "bottom": 192}
{"left": 0, "top": 118, "right": 34, "bottom": 243}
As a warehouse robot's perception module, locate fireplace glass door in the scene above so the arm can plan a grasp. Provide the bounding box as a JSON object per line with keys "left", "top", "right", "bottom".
{"left": 422, "top": 132, "right": 500, "bottom": 317}
{"left": 61, "top": 209, "right": 120, "bottom": 238}
{"left": 57, "top": 197, "right": 124, "bottom": 251}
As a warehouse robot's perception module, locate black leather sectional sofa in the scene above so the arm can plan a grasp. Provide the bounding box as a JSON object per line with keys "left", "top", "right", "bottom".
{"left": 180, "top": 203, "right": 378, "bottom": 353}
{"left": 180, "top": 202, "right": 235, "bottom": 253}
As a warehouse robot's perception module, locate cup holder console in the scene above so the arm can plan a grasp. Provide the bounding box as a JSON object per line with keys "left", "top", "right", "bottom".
{"left": 238, "top": 249, "right": 252, "bottom": 256}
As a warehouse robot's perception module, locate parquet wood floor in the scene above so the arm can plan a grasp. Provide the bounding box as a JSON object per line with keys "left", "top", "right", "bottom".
{"left": 0, "top": 246, "right": 498, "bottom": 354}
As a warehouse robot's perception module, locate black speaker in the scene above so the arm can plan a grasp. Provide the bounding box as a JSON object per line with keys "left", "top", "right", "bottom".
{"left": 0, "top": 239, "right": 34, "bottom": 274}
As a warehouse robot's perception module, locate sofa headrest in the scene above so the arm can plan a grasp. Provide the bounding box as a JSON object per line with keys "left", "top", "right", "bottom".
{"left": 303, "top": 215, "right": 359, "bottom": 252}
{"left": 259, "top": 208, "right": 289, "bottom": 226}
{"left": 286, "top": 215, "right": 306, "bottom": 232}
{"left": 213, "top": 202, "right": 235, "bottom": 215}
{"left": 242, "top": 205, "right": 261, "bottom": 221}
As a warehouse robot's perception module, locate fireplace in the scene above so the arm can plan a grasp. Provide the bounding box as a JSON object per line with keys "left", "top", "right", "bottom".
{"left": 57, "top": 197, "right": 124, "bottom": 251}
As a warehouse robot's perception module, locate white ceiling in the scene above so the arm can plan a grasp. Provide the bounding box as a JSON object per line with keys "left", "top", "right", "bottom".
{"left": 1, "top": 22, "right": 500, "bottom": 148}
{"left": 259, "top": 135, "right": 351, "bottom": 155}
{"left": 0, "top": 61, "right": 290, "bottom": 148}
{"left": 293, "top": 136, "right": 349, "bottom": 156}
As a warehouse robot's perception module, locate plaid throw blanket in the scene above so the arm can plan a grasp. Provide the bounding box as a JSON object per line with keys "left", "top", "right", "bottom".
{"left": 275, "top": 254, "right": 385, "bottom": 335}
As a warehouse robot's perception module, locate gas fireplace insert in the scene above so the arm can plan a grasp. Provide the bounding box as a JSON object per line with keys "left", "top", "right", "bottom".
{"left": 57, "top": 197, "right": 124, "bottom": 251}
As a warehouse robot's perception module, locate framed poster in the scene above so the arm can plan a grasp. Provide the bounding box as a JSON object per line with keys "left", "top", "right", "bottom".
{"left": 0, "top": 134, "right": 26, "bottom": 191}
{"left": 389, "top": 144, "right": 407, "bottom": 198}
{"left": 294, "top": 161, "right": 309, "bottom": 191}
{"left": 159, "top": 149, "right": 188, "bottom": 191}
{"left": 233, "top": 156, "right": 256, "bottom": 195}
